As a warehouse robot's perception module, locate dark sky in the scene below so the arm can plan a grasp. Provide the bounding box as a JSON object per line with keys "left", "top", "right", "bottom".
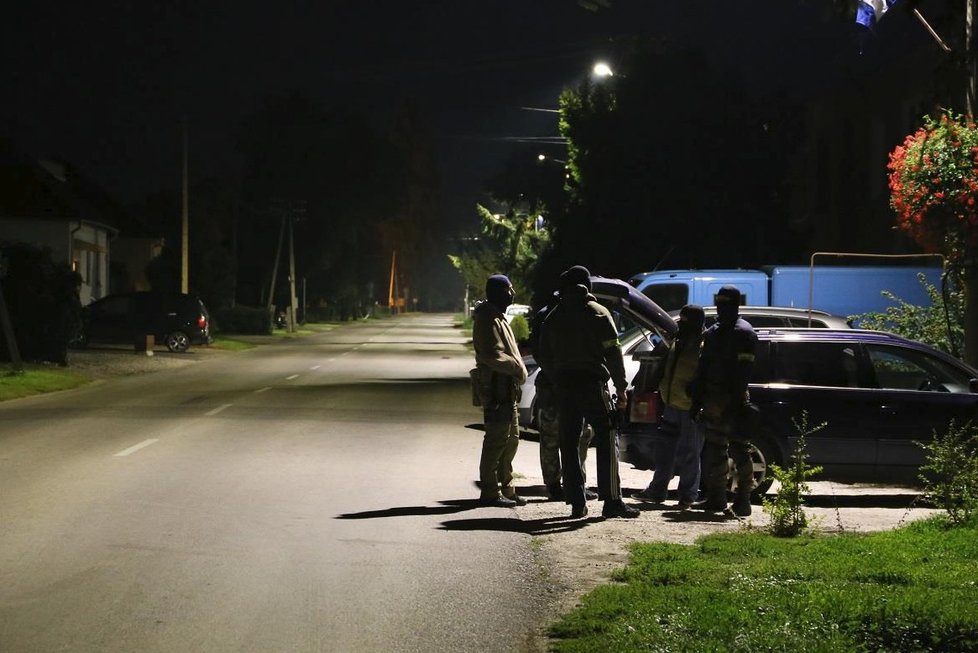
{"left": 0, "top": 1, "right": 930, "bottom": 228}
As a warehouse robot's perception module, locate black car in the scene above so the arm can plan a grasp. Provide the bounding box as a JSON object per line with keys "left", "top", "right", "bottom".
{"left": 77, "top": 292, "right": 212, "bottom": 353}
{"left": 621, "top": 328, "right": 978, "bottom": 494}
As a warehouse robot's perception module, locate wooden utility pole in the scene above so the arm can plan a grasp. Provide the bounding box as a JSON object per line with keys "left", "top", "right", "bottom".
{"left": 181, "top": 118, "right": 189, "bottom": 294}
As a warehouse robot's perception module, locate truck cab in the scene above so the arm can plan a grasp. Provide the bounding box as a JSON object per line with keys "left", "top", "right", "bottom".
{"left": 628, "top": 269, "right": 769, "bottom": 312}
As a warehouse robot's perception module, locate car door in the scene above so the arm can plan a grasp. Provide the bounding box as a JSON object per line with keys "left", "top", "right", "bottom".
{"left": 863, "top": 343, "right": 978, "bottom": 483}
{"left": 753, "top": 339, "right": 878, "bottom": 480}
{"left": 85, "top": 295, "right": 133, "bottom": 343}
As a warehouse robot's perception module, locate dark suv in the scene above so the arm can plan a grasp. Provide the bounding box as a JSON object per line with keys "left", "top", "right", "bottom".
{"left": 77, "top": 292, "right": 212, "bottom": 353}
{"left": 621, "top": 328, "right": 978, "bottom": 493}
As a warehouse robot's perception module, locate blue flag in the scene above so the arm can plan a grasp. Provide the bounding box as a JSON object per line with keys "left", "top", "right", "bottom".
{"left": 856, "top": 0, "right": 897, "bottom": 28}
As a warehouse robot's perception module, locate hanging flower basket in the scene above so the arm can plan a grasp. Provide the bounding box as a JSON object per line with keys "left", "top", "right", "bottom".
{"left": 888, "top": 110, "right": 978, "bottom": 258}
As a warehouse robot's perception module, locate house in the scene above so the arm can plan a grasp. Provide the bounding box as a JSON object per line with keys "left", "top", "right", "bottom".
{"left": 0, "top": 139, "right": 161, "bottom": 304}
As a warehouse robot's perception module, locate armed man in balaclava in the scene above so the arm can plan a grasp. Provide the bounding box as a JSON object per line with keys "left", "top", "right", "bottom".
{"left": 472, "top": 274, "right": 528, "bottom": 507}
{"left": 689, "top": 285, "right": 758, "bottom": 517}
{"left": 536, "top": 265, "right": 640, "bottom": 520}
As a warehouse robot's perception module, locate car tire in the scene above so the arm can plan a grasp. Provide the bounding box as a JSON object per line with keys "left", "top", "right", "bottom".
{"left": 164, "top": 331, "right": 190, "bottom": 353}
{"left": 727, "top": 437, "right": 779, "bottom": 499}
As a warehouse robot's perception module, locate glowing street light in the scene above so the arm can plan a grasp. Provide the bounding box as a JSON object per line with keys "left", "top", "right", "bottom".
{"left": 592, "top": 62, "right": 614, "bottom": 79}
{"left": 537, "top": 153, "right": 567, "bottom": 164}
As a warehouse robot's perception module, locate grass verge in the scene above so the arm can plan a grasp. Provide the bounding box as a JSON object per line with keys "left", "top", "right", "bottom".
{"left": 549, "top": 517, "right": 978, "bottom": 652}
{"left": 0, "top": 367, "right": 90, "bottom": 401}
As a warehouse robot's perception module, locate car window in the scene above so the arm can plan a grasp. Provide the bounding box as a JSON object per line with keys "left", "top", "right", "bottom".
{"left": 739, "top": 315, "right": 785, "bottom": 328}
{"left": 92, "top": 295, "right": 129, "bottom": 319}
{"left": 865, "top": 344, "right": 973, "bottom": 392}
{"left": 785, "top": 316, "right": 827, "bottom": 328}
{"left": 772, "top": 341, "right": 862, "bottom": 388}
{"left": 640, "top": 283, "right": 687, "bottom": 313}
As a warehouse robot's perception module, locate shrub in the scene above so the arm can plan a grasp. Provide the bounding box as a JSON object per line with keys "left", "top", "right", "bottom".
{"left": 510, "top": 314, "right": 530, "bottom": 343}
{"left": 0, "top": 242, "right": 81, "bottom": 365}
{"left": 210, "top": 305, "right": 272, "bottom": 335}
{"left": 762, "top": 411, "right": 825, "bottom": 537}
{"left": 917, "top": 420, "right": 978, "bottom": 526}
{"left": 850, "top": 271, "right": 963, "bottom": 356}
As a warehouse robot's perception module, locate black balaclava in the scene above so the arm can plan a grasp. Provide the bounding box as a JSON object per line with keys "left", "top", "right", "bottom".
{"left": 715, "top": 285, "right": 742, "bottom": 325}
{"left": 558, "top": 265, "right": 591, "bottom": 292}
{"left": 486, "top": 274, "right": 514, "bottom": 311}
{"left": 678, "top": 304, "right": 705, "bottom": 338}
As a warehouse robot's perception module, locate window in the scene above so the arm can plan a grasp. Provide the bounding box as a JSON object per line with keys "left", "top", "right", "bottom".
{"left": 641, "top": 283, "right": 688, "bottom": 312}
{"left": 865, "top": 344, "right": 973, "bottom": 392}
{"left": 772, "top": 342, "right": 862, "bottom": 388}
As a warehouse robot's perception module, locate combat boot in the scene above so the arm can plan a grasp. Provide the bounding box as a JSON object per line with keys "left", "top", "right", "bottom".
{"left": 693, "top": 497, "right": 727, "bottom": 513}
{"left": 732, "top": 494, "right": 752, "bottom": 517}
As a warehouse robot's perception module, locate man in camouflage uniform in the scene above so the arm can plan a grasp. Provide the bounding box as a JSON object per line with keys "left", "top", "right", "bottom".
{"left": 689, "top": 286, "right": 757, "bottom": 517}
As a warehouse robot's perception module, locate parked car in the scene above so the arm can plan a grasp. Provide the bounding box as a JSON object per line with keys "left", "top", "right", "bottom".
{"left": 76, "top": 292, "right": 212, "bottom": 353}
{"left": 620, "top": 328, "right": 978, "bottom": 494}
{"left": 517, "top": 277, "right": 677, "bottom": 428}
{"left": 677, "top": 305, "right": 852, "bottom": 329}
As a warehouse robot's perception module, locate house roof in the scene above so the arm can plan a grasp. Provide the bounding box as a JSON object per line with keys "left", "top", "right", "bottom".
{"left": 0, "top": 138, "right": 154, "bottom": 237}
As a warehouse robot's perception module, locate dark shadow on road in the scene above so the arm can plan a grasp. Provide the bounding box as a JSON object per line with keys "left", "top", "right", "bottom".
{"left": 801, "top": 493, "right": 922, "bottom": 509}
{"left": 438, "top": 515, "right": 596, "bottom": 535}
{"left": 336, "top": 499, "right": 481, "bottom": 520}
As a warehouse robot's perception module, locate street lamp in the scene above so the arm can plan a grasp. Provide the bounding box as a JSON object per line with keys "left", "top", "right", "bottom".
{"left": 592, "top": 62, "right": 614, "bottom": 79}
{"left": 537, "top": 154, "right": 567, "bottom": 165}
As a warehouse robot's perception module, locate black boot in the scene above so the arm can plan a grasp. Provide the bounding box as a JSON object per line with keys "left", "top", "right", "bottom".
{"left": 732, "top": 494, "right": 752, "bottom": 517}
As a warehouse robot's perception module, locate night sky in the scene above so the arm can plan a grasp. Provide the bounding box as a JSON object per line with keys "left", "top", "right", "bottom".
{"left": 0, "top": 1, "right": 933, "bottom": 228}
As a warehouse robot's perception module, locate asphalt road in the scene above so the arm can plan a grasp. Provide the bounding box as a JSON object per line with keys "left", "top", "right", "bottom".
{"left": 0, "top": 315, "right": 553, "bottom": 653}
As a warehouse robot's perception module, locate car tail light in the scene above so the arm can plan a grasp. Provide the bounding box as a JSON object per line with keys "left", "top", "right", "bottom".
{"left": 197, "top": 314, "right": 207, "bottom": 329}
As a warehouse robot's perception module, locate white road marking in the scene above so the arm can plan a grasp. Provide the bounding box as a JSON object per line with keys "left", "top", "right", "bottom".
{"left": 205, "top": 404, "right": 233, "bottom": 416}
{"left": 254, "top": 386, "right": 272, "bottom": 394}
{"left": 113, "top": 439, "right": 159, "bottom": 457}
{"left": 310, "top": 365, "right": 321, "bottom": 370}
{"left": 286, "top": 374, "right": 299, "bottom": 380}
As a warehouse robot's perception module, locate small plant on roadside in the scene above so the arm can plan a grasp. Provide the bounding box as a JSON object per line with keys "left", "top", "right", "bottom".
{"left": 917, "top": 420, "right": 978, "bottom": 526}
{"left": 762, "top": 412, "right": 825, "bottom": 537}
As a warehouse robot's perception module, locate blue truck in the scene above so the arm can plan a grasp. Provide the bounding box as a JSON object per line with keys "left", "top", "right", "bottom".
{"left": 627, "top": 265, "right": 944, "bottom": 318}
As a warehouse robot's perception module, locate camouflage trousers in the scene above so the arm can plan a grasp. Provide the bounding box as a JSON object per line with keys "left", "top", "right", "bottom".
{"left": 701, "top": 427, "right": 754, "bottom": 504}
{"left": 538, "top": 388, "right": 592, "bottom": 488}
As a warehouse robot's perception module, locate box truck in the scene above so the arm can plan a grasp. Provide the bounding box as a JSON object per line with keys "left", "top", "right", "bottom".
{"left": 627, "top": 265, "right": 943, "bottom": 318}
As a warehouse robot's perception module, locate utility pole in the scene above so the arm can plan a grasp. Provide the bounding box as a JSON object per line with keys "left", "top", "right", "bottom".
{"left": 267, "top": 213, "right": 285, "bottom": 314}
{"left": 181, "top": 118, "right": 189, "bottom": 294}
{"left": 287, "top": 214, "right": 298, "bottom": 332}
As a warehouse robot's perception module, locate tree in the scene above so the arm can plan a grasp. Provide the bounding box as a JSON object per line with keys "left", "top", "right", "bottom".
{"left": 888, "top": 110, "right": 978, "bottom": 363}
{"left": 449, "top": 203, "right": 551, "bottom": 305}
{"left": 235, "top": 92, "right": 409, "bottom": 318}
{"left": 554, "top": 40, "right": 805, "bottom": 279}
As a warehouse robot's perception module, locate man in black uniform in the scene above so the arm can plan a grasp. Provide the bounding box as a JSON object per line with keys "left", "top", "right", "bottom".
{"left": 689, "top": 285, "right": 758, "bottom": 516}
{"left": 537, "top": 266, "right": 639, "bottom": 519}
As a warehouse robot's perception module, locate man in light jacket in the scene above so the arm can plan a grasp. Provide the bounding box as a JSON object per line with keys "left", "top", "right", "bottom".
{"left": 472, "top": 274, "right": 528, "bottom": 507}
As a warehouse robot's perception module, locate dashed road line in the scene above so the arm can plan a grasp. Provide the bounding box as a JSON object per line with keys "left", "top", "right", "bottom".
{"left": 254, "top": 386, "right": 272, "bottom": 394}
{"left": 205, "top": 404, "right": 233, "bottom": 416}
{"left": 113, "top": 439, "right": 159, "bottom": 457}
{"left": 310, "top": 365, "right": 321, "bottom": 370}
{"left": 286, "top": 374, "right": 299, "bottom": 380}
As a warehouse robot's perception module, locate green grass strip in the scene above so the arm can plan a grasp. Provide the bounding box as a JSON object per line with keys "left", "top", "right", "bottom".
{"left": 549, "top": 517, "right": 978, "bottom": 652}
{"left": 0, "top": 367, "right": 90, "bottom": 401}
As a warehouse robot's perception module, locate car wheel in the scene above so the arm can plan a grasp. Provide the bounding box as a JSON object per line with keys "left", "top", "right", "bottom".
{"left": 727, "top": 438, "right": 779, "bottom": 499}
{"left": 165, "top": 331, "right": 190, "bottom": 353}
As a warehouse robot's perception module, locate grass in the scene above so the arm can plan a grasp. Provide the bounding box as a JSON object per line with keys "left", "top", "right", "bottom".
{"left": 549, "top": 517, "right": 978, "bottom": 652}
{"left": 0, "top": 366, "right": 90, "bottom": 401}
{"left": 209, "top": 337, "right": 257, "bottom": 350}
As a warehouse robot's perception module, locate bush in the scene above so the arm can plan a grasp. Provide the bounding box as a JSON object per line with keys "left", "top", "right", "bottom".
{"left": 0, "top": 242, "right": 81, "bottom": 365}
{"left": 510, "top": 314, "right": 530, "bottom": 342}
{"left": 210, "top": 305, "right": 272, "bottom": 335}
{"left": 762, "top": 411, "right": 825, "bottom": 537}
{"left": 850, "top": 272, "right": 963, "bottom": 356}
{"left": 917, "top": 420, "right": 978, "bottom": 526}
